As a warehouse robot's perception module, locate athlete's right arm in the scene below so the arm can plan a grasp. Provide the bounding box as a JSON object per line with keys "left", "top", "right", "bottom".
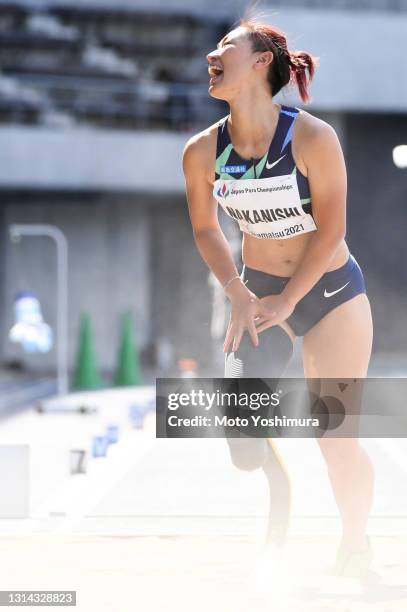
{"left": 182, "top": 133, "right": 259, "bottom": 351}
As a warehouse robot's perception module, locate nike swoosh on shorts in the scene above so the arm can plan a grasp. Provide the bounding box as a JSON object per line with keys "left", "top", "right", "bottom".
{"left": 266, "top": 154, "right": 286, "bottom": 170}
{"left": 324, "top": 282, "right": 350, "bottom": 298}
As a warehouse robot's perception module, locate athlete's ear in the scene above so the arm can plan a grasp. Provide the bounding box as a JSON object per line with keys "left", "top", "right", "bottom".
{"left": 254, "top": 51, "right": 273, "bottom": 70}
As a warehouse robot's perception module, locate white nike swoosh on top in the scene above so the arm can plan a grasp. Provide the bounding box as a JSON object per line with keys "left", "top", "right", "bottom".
{"left": 266, "top": 154, "right": 286, "bottom": 170}
{"left": 324, "top": 282, "right": 350, "bottom": 298}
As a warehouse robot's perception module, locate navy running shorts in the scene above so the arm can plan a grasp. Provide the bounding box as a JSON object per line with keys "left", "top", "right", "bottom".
{"left": 242, "top": 253, "right": 367, "bottom": 337}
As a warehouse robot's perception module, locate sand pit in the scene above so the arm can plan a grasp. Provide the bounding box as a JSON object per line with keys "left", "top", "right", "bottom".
{"left": 0, "top": 534, "right": 405, "bottom": 611}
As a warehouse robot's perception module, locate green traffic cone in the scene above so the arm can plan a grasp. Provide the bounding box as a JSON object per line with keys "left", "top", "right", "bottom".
{"left": 114, "top": 312, "right": 142, "bottom": 386}
{"left": 73, "top": 312, "right": 103, "bottom": 390}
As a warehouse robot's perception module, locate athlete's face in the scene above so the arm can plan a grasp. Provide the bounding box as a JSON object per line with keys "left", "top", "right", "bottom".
{"left": 206, "top": 27, "right": 267, "bottom": 101}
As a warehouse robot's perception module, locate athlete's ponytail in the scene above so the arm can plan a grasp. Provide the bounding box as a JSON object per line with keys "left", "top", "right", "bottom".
{"left": 241, "top": 18, "right": 319, "bottom": 103}
{"left": 288, "top": 50, "right": 317, "bottom": 104}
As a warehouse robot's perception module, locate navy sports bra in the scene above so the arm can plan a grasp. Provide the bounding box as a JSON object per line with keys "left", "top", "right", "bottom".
{"left": 213, "top": 104, "right": 317, "bottom": 240}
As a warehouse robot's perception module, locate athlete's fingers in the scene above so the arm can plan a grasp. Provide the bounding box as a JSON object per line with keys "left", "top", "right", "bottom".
{"left": 246, "top": 320, "right": 259, "bottom": 347}
{"left": 232, "top": 327, "right": 244, "bottom": 353}
{"left": 223, "top": 318, "right": 232, "bottom": 349}
{"left": 223, "top": 324, "right": 234, "bottom": 353}
{"left": 223, "top": 327, "right": 233, "bottom": 353}
{"left": 255, "top": 311, "right": 278, "bottom": 328}
{"left": 254, "top": 316, "right": 270, "bottom": 327}
{"left": 255, "top": 319, "right": 276, "bottom": 333}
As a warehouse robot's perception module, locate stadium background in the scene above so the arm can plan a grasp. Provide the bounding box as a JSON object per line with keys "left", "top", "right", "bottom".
{"left": 0, "top": 0, "right": 406, "bottom": 399}
{"left": 0, "top": 4, "right": 406, "bottom": 609}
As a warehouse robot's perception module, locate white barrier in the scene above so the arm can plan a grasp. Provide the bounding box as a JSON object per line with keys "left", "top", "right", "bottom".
{"left": 0, "top": 445, "right": 29, "bottom": 518}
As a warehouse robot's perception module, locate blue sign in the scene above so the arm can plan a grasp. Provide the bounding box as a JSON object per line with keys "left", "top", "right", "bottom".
{"left": 221, "top": 165, "right": 247, "bottom": 174}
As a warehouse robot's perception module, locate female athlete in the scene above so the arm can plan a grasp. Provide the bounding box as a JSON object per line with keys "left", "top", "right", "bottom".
{"left": 182, "top": 17, "right": 374, "bottom": 580}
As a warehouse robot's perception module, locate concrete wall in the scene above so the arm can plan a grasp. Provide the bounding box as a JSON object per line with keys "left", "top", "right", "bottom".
{"left": 0, "top": 192, "right": 217, "bottom": 379}
{"left": 149, "top": 198, "right": 214, "bottom": 374}
{"left": 0, "top": 104, "right": 394, "bottom": 196}
{"left": 1, "top": 195, "right": 151, "bottom": 376}
{"left": 0, "top": 128, "right": 188, "bottom": 193}
{"left": 345, "top": 112, "right": 407, "bottom": 354}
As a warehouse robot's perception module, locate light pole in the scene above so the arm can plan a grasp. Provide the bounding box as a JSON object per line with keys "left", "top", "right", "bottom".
{"left": 8, "top": 224, "right": 69, "bottom": 396}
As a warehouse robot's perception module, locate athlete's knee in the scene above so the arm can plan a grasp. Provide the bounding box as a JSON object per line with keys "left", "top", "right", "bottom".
{"left": 227, "top": 437, "right": 267, "bottom": 471}
{"left": 224, "top": 325, "right": 294, "bottom": 378}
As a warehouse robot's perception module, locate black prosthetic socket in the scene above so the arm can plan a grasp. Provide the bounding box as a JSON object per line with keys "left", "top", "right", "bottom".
{"left": 224, "top": 326, "right": 294, "bottom": 471}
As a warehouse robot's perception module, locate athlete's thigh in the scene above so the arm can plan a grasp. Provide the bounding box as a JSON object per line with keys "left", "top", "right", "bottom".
{"left": 302, "top": 293, "right": 373, "bottom": 378}
{"left": 303, "top": 294, "right": 373, "bottom": 452}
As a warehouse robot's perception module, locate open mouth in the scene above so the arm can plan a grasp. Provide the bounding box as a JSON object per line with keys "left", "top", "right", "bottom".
{"left": 208, "top": 64, "right": 224, "bottom": 84}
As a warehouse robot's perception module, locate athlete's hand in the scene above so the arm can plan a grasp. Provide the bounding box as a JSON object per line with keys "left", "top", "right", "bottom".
{"left": 223, "top": 289, "right": 261, "bottom": 353}
{"left": 254, "top": 294, "right": 296, "bottom": 332}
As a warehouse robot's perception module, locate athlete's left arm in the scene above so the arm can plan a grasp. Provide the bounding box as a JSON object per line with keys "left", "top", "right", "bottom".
{"left": 280, "top": 120, "right": 347, "bottom": 306}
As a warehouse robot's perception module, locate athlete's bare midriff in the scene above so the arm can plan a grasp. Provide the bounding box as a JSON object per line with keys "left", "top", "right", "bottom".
{"left": 208, "top": 107, "right": 350, "bottom": 278}
{"left": 242, "top": 231, "right": 350, "bottom": 277}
